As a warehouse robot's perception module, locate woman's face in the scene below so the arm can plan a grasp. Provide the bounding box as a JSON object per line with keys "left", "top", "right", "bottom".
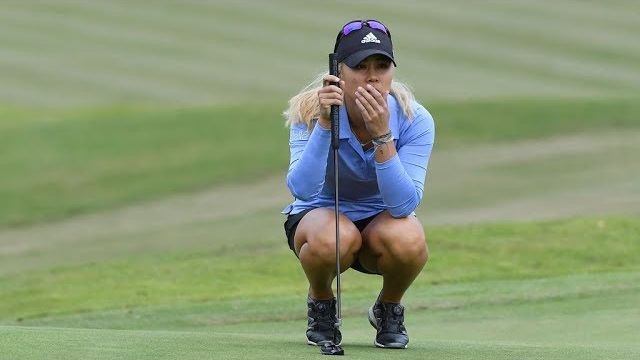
{"left": 341, "top": 55, "right": 394, "bottom": 103}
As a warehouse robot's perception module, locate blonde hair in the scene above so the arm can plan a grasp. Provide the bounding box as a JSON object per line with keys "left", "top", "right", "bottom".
{"left": 283, "top": 67, "right": 415, "bottom": 128}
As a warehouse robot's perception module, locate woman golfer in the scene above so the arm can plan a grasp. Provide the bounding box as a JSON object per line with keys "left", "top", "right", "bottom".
{"left": 282, "top": 19, "right": 435, "bottom": 349}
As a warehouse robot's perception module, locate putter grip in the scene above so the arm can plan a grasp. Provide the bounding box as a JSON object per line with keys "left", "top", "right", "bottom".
{"left": 329, "top": 53, "right": 340, "bottom": 150}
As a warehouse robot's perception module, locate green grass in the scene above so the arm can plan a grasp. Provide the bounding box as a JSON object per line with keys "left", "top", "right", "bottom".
{"left": 1, "top": 217, "right": 637, "bottom": 322}
{"left": 2, "top": 2, "right": 640, "bottom": 358}
{"left": 1, "top": 105, "right": 638, "bottom": 359}
{"left": 430, "top": 98, "right": 640, "bottom": 148}
{"left": 2, "top": 265, "right": 639, "bottom": 359}
{"left": 5, "top": 274, "right": 639, "bottom": 360}
{"left": 2, "top": 98, "right": 640, "bottom": 228}
{"left": 2, "top": 115, "right": 635, "bottom": 360}
{"left": 0, "top": 104, "right": 287, "bottom": 227}
{"left": 1, "top": 1, "right": 639, "bottom": 106}
{"left": 1, "top": 217, "right": 639, "bottom": 359}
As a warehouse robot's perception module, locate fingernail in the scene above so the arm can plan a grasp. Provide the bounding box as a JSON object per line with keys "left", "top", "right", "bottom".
{"left": 367, "top": 84, "right": 373, "bottom": 89}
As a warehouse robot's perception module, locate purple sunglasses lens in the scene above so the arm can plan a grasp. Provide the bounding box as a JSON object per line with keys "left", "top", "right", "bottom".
{"left": 367, "top": 21, "right": 388, "bottom": 33}
{"left": 342, "top": 21, "right": 363, "bottom": 35}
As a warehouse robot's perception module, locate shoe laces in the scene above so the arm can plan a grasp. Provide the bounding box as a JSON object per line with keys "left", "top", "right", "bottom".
{"left": 309, "top": 300, "right": 336, "bottom": 331}
{"left": 378, "top": 303, "right": 406, "bottom": 334}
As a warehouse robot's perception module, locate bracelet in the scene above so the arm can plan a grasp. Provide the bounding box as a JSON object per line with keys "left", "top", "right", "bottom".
{"left": 372, "top": 131, "right": 394, "bottom": 153}
{"left": 371, "top": 131, "right": 393, "bottom": 146}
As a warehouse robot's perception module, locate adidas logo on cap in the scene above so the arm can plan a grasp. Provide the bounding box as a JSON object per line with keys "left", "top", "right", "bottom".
{"left": 361, "top": 32, "right": 380, "bottom": 44}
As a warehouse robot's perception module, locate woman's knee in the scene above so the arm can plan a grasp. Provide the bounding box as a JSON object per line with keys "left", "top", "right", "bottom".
{"left": 311, "top": 227, "right": 361, "bottom": 256}
{"left": 367, "top": 219, "right": 428, "bottom": 266}
{"left": 297, "top": 211, "right": 362, "bottom": 263}
{"left": 389, "top": 231, "right": 428, "bottom": 265}
{"left": 304, "top": 233, "right": 335, "bottom": 262}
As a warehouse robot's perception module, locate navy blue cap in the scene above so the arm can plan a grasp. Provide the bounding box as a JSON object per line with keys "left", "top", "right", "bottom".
{"left": 334, "top": 26, "right": 396, "bottom": 68}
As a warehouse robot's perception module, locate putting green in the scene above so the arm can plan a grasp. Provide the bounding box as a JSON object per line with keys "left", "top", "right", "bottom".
{"left": 2, "top": 272, "right": 638, "bottom": 359}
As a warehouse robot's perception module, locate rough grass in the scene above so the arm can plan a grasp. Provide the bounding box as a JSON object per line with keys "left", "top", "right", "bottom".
{"left": 1, "top": 98, "right": 639, "bottom": 228}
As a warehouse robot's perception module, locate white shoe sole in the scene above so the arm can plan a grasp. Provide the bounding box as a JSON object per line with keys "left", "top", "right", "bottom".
{"left": 307, "top": 339, "right": 342, "bottom": 346}
{"left": 374, "top": 340, "right": 408, "bottom": 349}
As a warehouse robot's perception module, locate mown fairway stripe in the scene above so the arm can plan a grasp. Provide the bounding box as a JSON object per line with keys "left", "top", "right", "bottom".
{"left": 0, "top": 0, "right": 637, "bottom": 105}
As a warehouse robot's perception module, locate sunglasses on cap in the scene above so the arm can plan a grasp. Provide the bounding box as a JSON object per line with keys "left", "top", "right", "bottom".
{"left": 335, "top": 19, "right": 392, "bottom": 46}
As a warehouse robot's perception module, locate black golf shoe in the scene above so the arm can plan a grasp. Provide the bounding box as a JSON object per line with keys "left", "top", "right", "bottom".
{"left": 368, "top": 297, "right": 409, "bottom": 349}
{"left": 306, "top": 297, "right": 342, "bottom": 346}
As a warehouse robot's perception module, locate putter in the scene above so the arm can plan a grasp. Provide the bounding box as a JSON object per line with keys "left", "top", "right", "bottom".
{"left": 319, "top": 53, "right": 344, "bottom": 356}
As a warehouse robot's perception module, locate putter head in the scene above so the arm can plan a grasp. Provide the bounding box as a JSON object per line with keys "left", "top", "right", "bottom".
{"left": 319, "top": 341, "right": 344, "bottom": 356}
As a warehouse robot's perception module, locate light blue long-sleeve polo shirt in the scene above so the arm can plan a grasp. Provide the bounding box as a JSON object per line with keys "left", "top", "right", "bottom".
{"left": 282, "top": 94, "right": 435, "bottom": 221}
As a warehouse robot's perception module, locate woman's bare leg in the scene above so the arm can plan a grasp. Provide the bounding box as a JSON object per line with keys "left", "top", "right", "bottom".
{"left": 294, "top": 208, "right": 363, "bottom": 300}
{"left": 358, "top": 211, "right": 428, "bottom": 303}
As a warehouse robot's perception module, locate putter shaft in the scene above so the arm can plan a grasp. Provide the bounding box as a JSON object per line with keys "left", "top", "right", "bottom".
{"left": 334, "top": 150, "right": 341, "bottom": 325}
